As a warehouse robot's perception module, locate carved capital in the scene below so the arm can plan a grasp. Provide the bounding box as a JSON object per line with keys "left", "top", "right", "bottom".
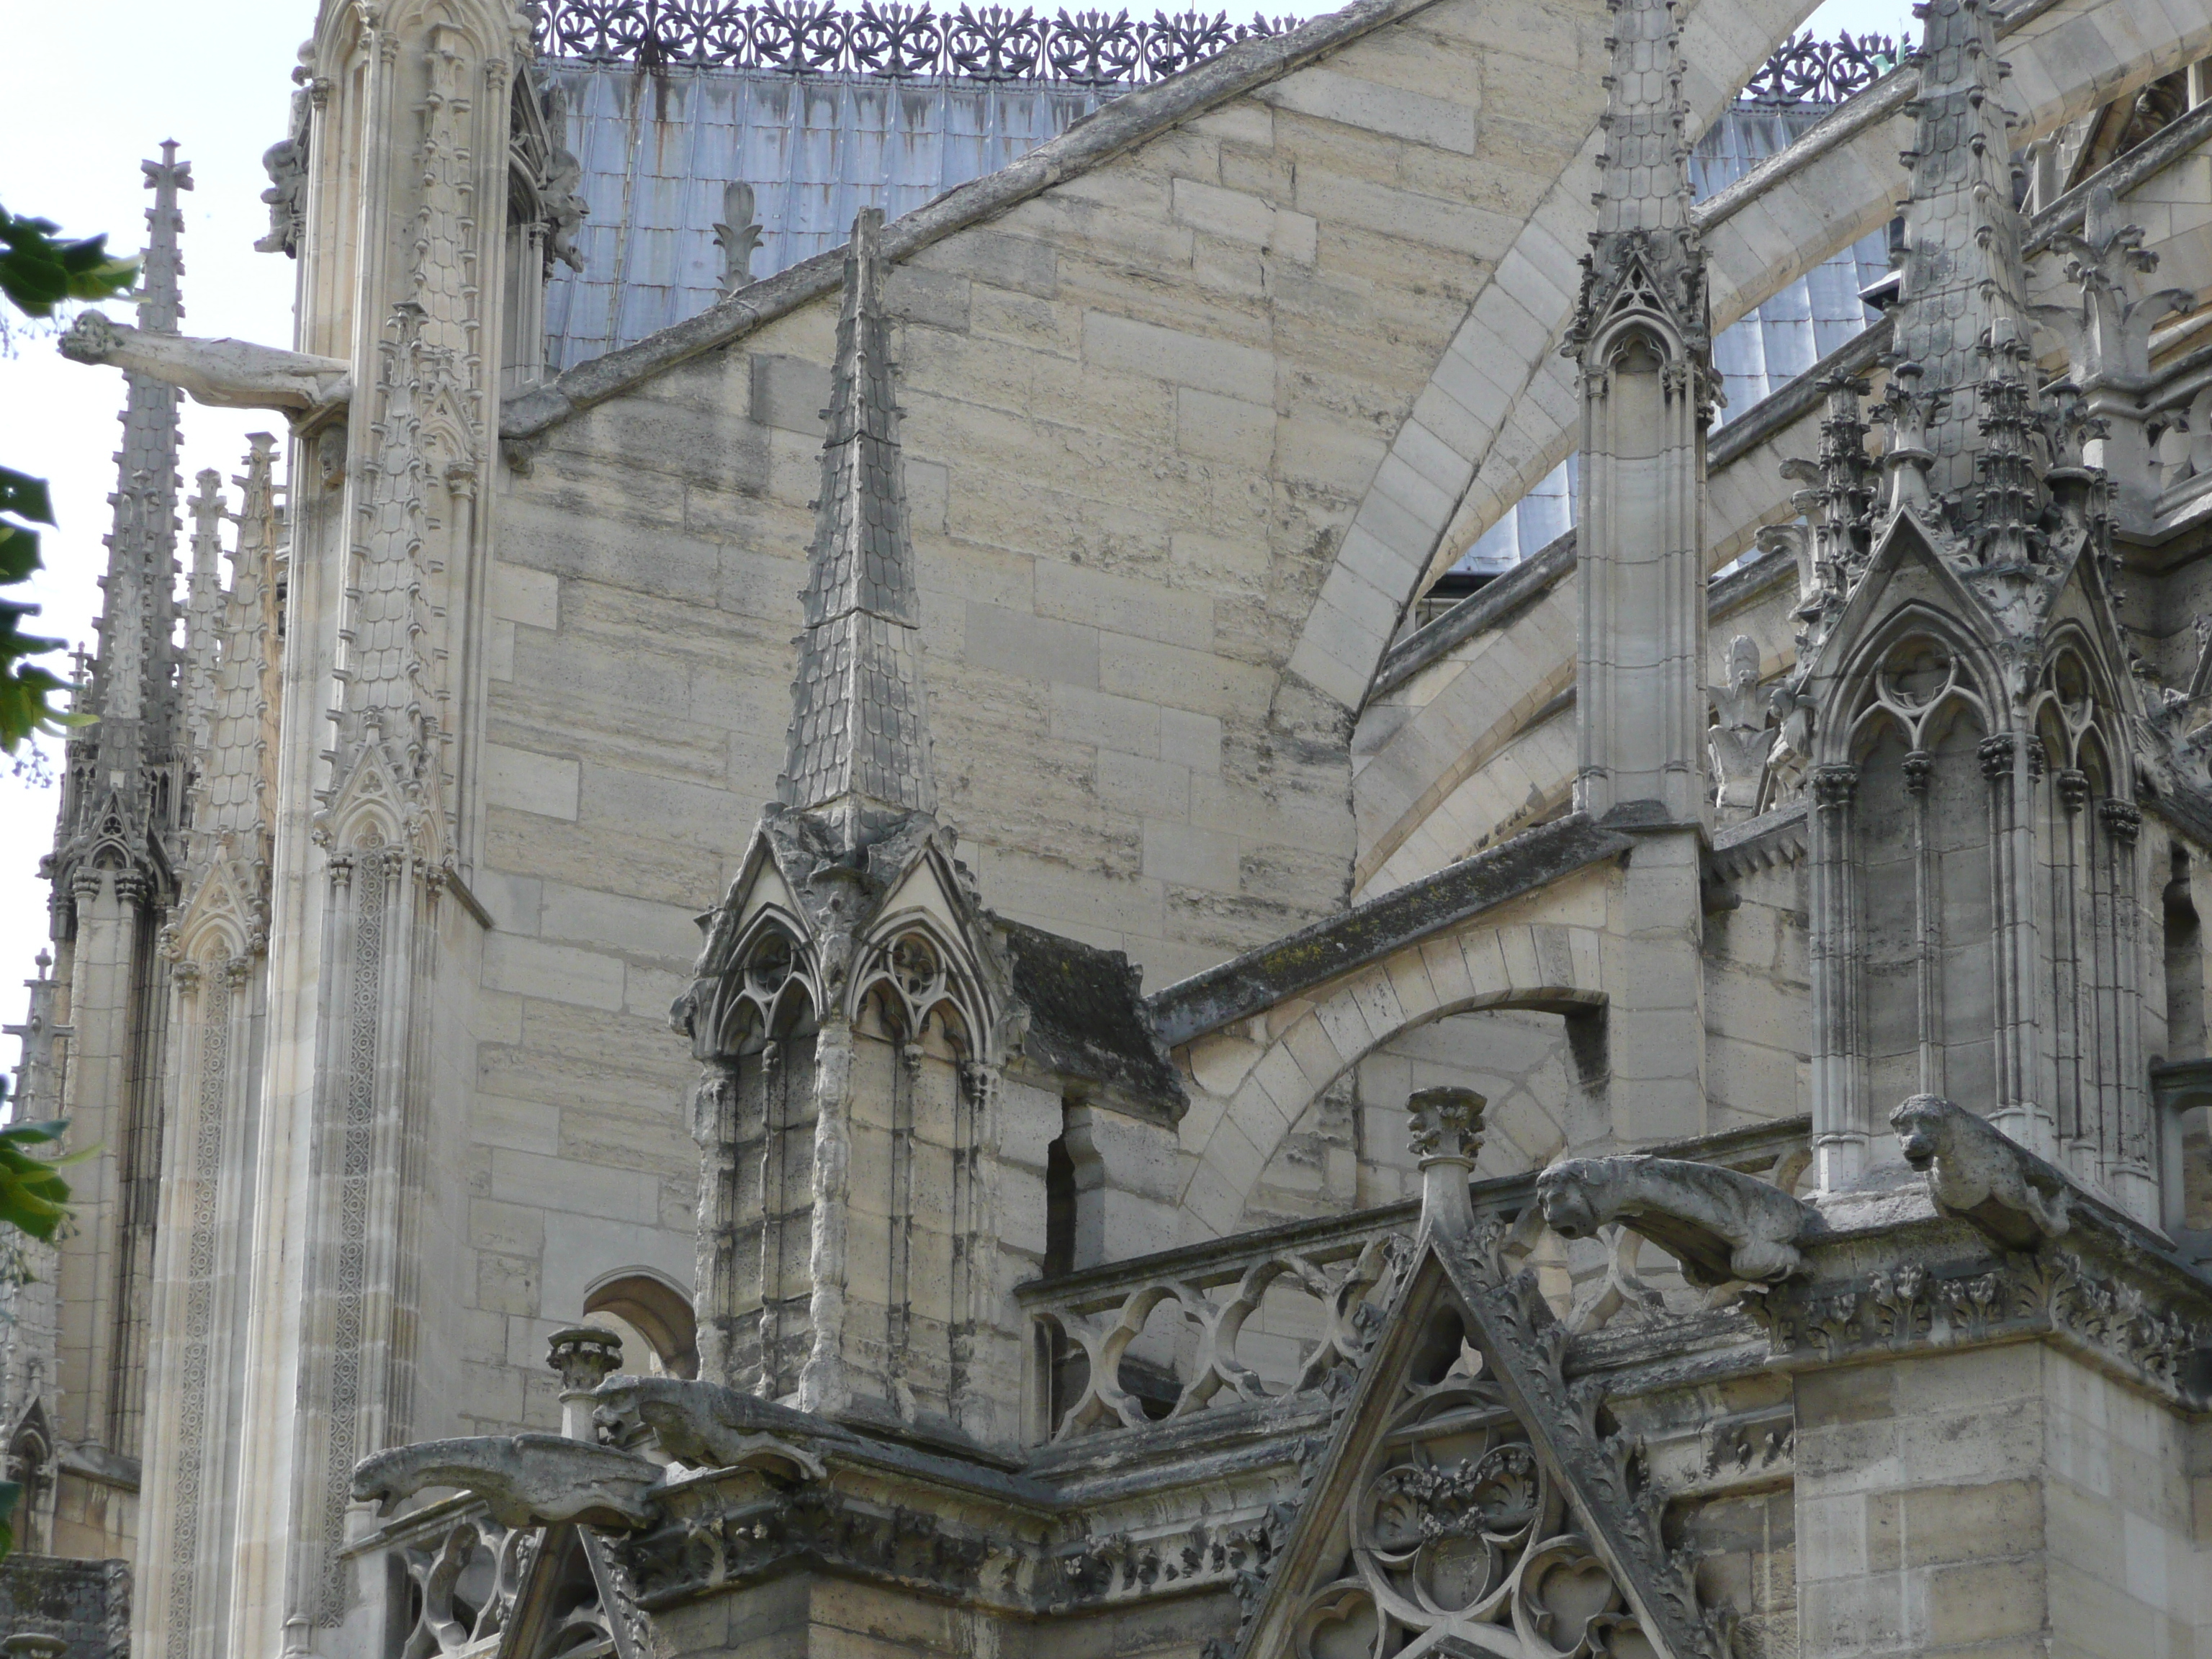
{"left": 2058, "top": 768, "right": 2091, "bottom": 811}
{"left": 1812, "top": 763, "right": 1859, "bottom": 807}
{"left": 1978, "top": 734, "right": 2016, "bottom": 782}
{"left": 1408, "top": 1087, "right": 1485, "bottom": 1239}
{"left": 1406, "top": 1087, "right": 1485, "bottom": 1164}
{"left": 2098, "top": 798, "right": 2141, "bottom": 843}
{"left": 1902, "top": 749, "right": 1935, "bottom": 793}
{"left": 547, "top": 1326, "right": 625, "bottom": 1397}
{"left": 172, "top": 960, "right": 202, "bottom": 994}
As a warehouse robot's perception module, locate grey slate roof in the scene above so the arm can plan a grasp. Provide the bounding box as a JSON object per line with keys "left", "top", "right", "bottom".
{"left": 541, "top": 63, "right": 1102, "bottom": 372}
{"left": 777, "top": 207, "right": 938, "bottom": 837}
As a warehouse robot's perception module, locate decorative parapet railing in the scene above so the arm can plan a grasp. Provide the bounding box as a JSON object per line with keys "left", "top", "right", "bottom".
{"left": 534, "top": 0, "right": 1295, "bottom": 81}
{"left": 1739, "top": 30, "right": 1907, "bottom": 104}
{"left": 536, "top": 1, "right": 1907, "bottom": 104}
{"left": 1019, "top": 1200, "right": 1423, "bottom": 1443}
{"left": 1017, "top": 1116, "right": 1815, "bottom": 1446}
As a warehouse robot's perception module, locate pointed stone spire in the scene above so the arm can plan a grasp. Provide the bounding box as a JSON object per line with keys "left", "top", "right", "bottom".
{"left": 776, "top": 207, "right": 938, "bottom": 853}
{"left": 63, "top": 141, "right": 192, "bottom": 883}
{"left": 1889, "top": 0, "right": 2035, "bottom": 506}
{"left": 1593, "top": 0, "right": 1694, "bottom": 242}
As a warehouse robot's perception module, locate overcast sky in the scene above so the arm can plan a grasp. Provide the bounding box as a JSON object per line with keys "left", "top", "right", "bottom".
{"left": 0, "top": 0, "right": 1909, "bottom": 1037}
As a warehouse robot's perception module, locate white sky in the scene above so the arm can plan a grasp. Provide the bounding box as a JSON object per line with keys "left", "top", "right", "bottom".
{"left": 0, "top": 0, "right": 1915, "bottom": 1028}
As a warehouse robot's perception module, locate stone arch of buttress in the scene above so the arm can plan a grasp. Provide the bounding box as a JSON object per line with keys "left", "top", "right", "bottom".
{"left": 1289, "top": 0, "right": 2212, "bottom": 719}
{"left": 1174, "top": 917, "right": 1604, "bottom": 1238}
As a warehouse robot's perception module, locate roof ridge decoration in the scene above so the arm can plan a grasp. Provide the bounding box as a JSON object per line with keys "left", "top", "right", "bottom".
{"left": 777, "top": 204, "right": 939, "bottom": 853}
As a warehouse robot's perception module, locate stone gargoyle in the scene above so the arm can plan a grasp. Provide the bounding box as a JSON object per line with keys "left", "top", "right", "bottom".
{"left": 1889, "top": 1093, "right": 2072, "bottom": 1250}
{"left": 351, "top": 1432, "right": 662, "bottom": 1530}
{"left": 1535, "top": 1155, "right": 1823, "bottom": 1287}
{"left": 60, "top": 311, "right": 351, "bottom": 415}
{"left": 593, "top": 1375, "right": 834, "bottom": 1480}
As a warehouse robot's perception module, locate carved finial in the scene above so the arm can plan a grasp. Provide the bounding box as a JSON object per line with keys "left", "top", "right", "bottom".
{"left": 714, "top": 181, "right": 763, "bottom": 294}
{"left": 548, "top": 1325, "right": 625, "bottom": 1439}
{"left": 1408, "top": 1086, "right": 1485, "bottom": 1237}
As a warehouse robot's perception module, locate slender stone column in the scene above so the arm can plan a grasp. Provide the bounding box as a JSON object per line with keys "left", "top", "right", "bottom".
{"left": 1983, "top": 733, "right": 2052, "bottom": 1158}
{"left": 1809, "top": 763, "right": 1863, "bottom": 1188}
{"left": 2100, "top": 799, "right": 2152, "bottom": 1217}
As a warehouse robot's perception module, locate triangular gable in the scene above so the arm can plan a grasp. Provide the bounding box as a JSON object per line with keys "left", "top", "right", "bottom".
{"left": 1802, "top": 505, "right": 2001, "bottom": 691}
{"left": 1236, "top": 1224, "right": 1730, "bottom": 1659}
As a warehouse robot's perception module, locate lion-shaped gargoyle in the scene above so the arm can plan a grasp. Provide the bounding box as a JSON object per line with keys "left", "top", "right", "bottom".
{"left": 1889, "top": 1093, "right": 2072, "bottom": 1250}
{"left": 351, "top": 1434, "right": 662, "bottom": 1531}
{"left": 1534, "top": 1155, "right": 1823, "bottom": 1287}
{"left": 591, "top": 1375, "right": 832, "bottom": 1480}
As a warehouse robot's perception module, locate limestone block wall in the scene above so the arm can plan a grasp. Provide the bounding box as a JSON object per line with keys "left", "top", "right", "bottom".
{"left": 1703, "top": 847, "right": 1811, "bottom": 1130}
{"left": 1793, "top": 1344, "right": 2212, "bottom": 1658}
{"left": 463, "top": 0, "right": 1702, "bottom": 1415}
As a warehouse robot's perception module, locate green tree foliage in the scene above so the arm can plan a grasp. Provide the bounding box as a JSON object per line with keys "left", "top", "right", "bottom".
{"left": 0, "top": 1109, "right": 78, "bottom": 1558}
{"left": 0, "top": 207, "right": 136, "bottom": 752}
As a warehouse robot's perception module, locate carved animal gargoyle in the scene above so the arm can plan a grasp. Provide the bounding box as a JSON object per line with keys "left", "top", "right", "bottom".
{"left": 1534, "top": 1155, "right": 1823, "bottom": 1287}
{"left": 60, "top": 311, "right": 351, "bottom": 415}
{"left": 351, "top": 1433, "right": 662, "bottom": 1530}
{"left": 1889, "top": 1094, "right": 2072, "bottom": 1250}
{"left": 593, "top": 1375, "right": 833, "bottom": 1480}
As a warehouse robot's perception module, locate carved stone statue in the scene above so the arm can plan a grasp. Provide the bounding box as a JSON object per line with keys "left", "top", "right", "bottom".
{"left": 1534, "top": 1154, "right": 1822, "bottom": 1285}
{"left": 351, "top": 1433, "right": 663, "bottom": 1530}
{"left": 255, "top": 86, "right": 312, "bottom": 257}
{"left": 1707, "top": 634, "right": 1770, "bottom": 814}
{"left": 60, "top": 312, "right": 351, "bottom": 415}
{"left": 1889, "top": 1094, "right": 2073, "bottom": 1249}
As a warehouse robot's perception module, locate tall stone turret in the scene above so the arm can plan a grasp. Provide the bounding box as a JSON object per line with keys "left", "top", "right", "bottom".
{"left": 32, "top": 143, "right": 196, "bottom": 1562}
{"left": 1568, "top": 0, "right": 1712, "bottom": 827}
{"left": 1565, "top": 0, "right": 1715, "bottom": 1144}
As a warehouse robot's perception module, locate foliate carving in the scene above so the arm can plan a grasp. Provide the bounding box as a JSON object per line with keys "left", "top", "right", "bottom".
{"left": 1754, "top": 1245, "right": 2212, "bottom": 1408}
{"left": 1811, "top": 763, "right": 1858, "bottom": 807}
{"left": 549, "top": 1325, "right": 626, "bottom": 1395}
{"left": 1428, "top": 1246, "right": 1738, "bottom": 1659}
{"left": 1286, "top": 1339, "right": 1660, "bottom": 1659}
{"left": 1740, "top": 28, "right": 1905, "bottom": 102}
{"left": 624, "top": 1483, "right": 997, "bottom": 1609}
{"left": 714, "top": 181, "right": 763, "bottom": 294}
{"left": 1405, "top": 1087, "right": 1485, "bottom": 1164}
{"left": 1889, "top": 1094, "right": 2072, "bottom": 1249}
{"left": 1535, "top": 1155, "right": 1822, "bottom": 1287}
{"left": 538, "top": 0, "right": 1296, "bottom": 83}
